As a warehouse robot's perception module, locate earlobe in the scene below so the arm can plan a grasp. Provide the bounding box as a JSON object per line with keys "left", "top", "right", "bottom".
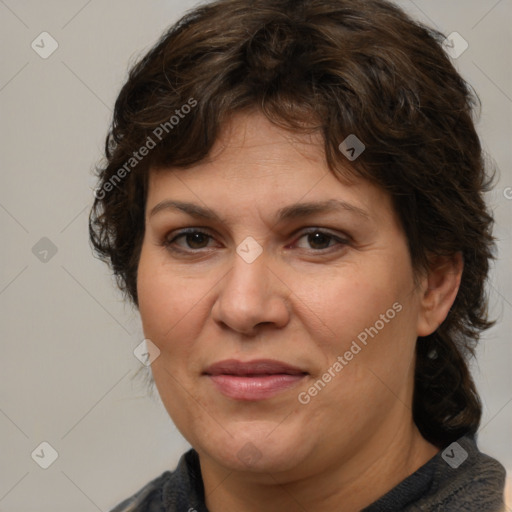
{"left": 417, "top": 252, "right": 464, "bottom": 337}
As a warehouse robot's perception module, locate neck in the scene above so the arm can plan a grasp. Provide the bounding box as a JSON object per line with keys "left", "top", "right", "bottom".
{"left": 199, "top": 421, "right": 439, "bottom": 512}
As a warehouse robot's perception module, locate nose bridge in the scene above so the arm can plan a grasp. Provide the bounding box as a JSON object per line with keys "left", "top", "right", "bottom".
{"left": 212, "top": 249, "right": 290, "bottom": 334}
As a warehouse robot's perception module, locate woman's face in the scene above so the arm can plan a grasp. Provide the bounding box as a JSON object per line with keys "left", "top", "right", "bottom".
{"left": 137, "top": 111, "right": 431, "bottom": 479}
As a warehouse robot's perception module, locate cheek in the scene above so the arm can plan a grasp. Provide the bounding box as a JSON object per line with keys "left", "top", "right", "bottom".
{"left": 304, "top": 255, "right": 420, "bottom": 387}
{"left": 136, "top": 246, "right": 209, "bottom": 350}
{"left": 309, "top": 265, "right": 409, "bottom": 340}
{"left": 136, "top": 249, "right": 211, "bottom": 425}
{"left": 300, "top": 272, "right": 418, "bottom": 430}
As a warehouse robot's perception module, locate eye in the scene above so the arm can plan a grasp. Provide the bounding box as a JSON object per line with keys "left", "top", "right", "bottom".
{"left": 162, "top": 227, "right": 350, "bottom": 255}
{"left": 293, "top": 229, "right": 349, "bottom": 251}
{"left": 163, "top": 229, "right": 218, "bottom": 252}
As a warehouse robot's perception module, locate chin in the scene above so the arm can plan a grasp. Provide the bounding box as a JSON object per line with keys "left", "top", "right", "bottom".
{"left": 200, "top": 428, "right": 310, "bottom": 475}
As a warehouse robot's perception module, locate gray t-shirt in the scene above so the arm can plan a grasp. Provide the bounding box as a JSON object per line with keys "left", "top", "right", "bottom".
{"left": 110, "top": 434, "right": 507, "bottom": 511}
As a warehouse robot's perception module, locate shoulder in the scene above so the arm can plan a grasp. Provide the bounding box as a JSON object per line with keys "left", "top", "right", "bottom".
{"left": 108, "top": 449, "right": 206, "bottom": 512}
{"left": 424, "top": 435, "right": 507, "bottom": 511}
{"left": 109, "top": 470, "right": 172, "bottom": 512}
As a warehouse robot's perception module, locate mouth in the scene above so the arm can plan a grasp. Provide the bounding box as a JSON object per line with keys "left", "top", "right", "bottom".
{"left": 203, "top": 359, "right": 309, "bottom": 401}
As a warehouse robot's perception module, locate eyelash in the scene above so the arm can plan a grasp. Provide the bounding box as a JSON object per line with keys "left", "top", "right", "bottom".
{"left": 162, "top": 227, "right": 350, "bottom": 254}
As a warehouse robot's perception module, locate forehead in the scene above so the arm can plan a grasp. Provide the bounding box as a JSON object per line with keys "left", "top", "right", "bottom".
{"left": 150, "top": 111, "right": 355, "bottom": 185}
{"left": 147, "top": 111, "right": 396, "bottom": 225}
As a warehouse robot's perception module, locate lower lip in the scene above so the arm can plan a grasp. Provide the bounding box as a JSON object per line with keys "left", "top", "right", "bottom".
{"left": 207, "top": 374, "right": 307, "bottom": 401}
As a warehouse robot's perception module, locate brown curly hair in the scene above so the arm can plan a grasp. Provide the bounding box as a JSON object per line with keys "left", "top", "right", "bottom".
{"left": 89, "top": 0, "right": 496, "bottom": 448}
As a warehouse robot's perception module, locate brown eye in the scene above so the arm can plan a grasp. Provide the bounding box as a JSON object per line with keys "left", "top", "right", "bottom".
{"left": 294, "top": 229, "right": 349, "bottom": 251}
{"left": 306, "top": 232, "right": 333, "bottom": 250}
{"left": 182, "top": 232, "right": 210, "bottom": 249}
{"left": 164, "top": 229, "right": 216, "bottom": 252}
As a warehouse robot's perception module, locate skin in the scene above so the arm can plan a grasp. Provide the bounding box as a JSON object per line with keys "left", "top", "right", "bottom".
{"left": 137, "top": 110, "right": 463, "bottom": 512}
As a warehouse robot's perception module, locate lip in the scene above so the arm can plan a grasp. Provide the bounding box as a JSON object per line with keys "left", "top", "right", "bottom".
{"left": 204, "top": 358, "right": 307, "bottom": 376}
{"left": 203, "top": 359, "right": 308, "bottom": 401}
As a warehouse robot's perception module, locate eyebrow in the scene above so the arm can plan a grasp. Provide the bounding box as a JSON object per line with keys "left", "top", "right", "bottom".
{"left": 149, "top": 199, "right": 370, "bottom": 222}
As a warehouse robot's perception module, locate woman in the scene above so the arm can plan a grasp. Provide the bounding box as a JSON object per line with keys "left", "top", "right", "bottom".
{"left": 89, "top": 0, "right": 507, "bottom": 510}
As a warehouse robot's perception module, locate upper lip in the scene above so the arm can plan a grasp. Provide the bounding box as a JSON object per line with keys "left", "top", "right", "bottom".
{"left": 203, "top": 359, "right": 308, "bottom": 376}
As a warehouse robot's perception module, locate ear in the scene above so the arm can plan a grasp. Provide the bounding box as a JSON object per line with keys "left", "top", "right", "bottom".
{"left": 416, "top": 252, "right": 463, "bottom": 337}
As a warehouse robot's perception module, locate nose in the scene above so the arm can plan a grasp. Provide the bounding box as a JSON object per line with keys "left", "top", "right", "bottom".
{"left": 211, "top": 250, "right": 291, "bottom": 336}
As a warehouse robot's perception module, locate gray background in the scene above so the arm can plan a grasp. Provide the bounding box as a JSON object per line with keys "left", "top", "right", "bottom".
{"left": 0, "top": 1, "right": 510, "bottom": 510}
